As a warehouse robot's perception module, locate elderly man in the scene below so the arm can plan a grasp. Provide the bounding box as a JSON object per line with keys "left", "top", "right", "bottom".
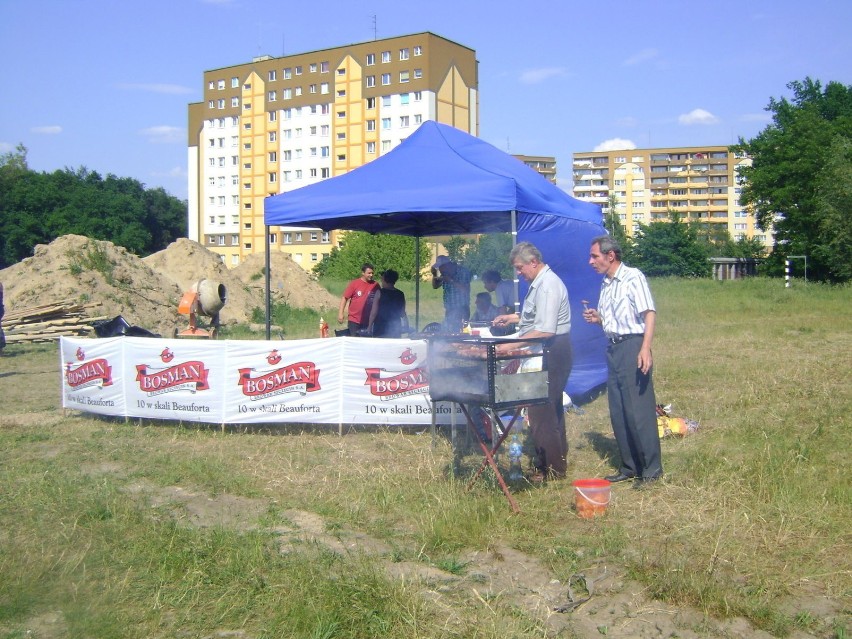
{"left": 583, "top": 235, "right": 663, "bottom": 489}
{"left": 493, "top": 242, "right": 572, "bottom": 481}
{"left": 431, "top": 255, "right": 471, "bottom": 333}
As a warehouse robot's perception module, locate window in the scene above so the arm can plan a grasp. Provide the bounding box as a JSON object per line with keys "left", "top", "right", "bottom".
{"left": 399, "top": 48, "right": 409, "bottom": 60}
{"left": 217, "top": 79, "right": 225, "bottom": 90}
{"left": 268, "top": 91, "right": 277, "bottom": 101}
{"left": 337, "top": 110, "right": 345, "bottom": 118}
{"left": 320, "top": 82, "right": 329, "bottom": 94}
{"left": 321, "top": 61, "right": 329, "bottom": 73}
{"left": 231, "top": 77, "right": 239, "bottom": 88}
{"left": 414, "top": 114, "right": 422, "bottom": 124}
{"left": 268, "top": 131, "right": 277, "bottom": 142}
{"left": 381, "top": 117, "right": 391, "bottom": 130}
{"left": 283, "top": 233, "right": 292, "bottom": 244}
{"left": 295, "top": 87, "right": 302, "bottom": 96}
{"left": 295, "top": 65, "right": 302, "bottom": 75}
{"left": 399, "top": 115, "right": 409, "bottom": 128}
{"left": 269, "top": 111, "right": 277, "bottom": 122}
{"left": 414, "top": 45, "right": 422, "bottom": 56}
{"left": 336, "top": 67, "right": 345, "bottom": 76}
{"left": 310, "top": 126, "right": 317, "bottom": 136}
{"left": 217, "top": 98, "right": 225, "bottom": 109}
{"left": 310, "top": 168, "right": 317, "bottom": 177}
{"left": 268, "top": 70, "right": 277, "bottom": 81}
{"left": 366, "top": 97, "right": 376, "bottom": 109}
{"left": 366, "top": 119, "right": 376, "bottom": 131}
{"left": 413, "top": 91, "right": 422, "bottom": 101}
{"left": 382, "top": 95, "right": 391, "bottom": 107}
{"left": 381, "top": 50, "right": 391, "bottom": 63}
{"left": 366, "top": 75, "right": 376, "bottom": 87}
{"left": 381, "top": 140, "right": 391, "bottom": 152}
{"left": 231, "top": 96, "right": 240, "bottom": 107}
{"left": 400, "top": 93, "right": 409, "bottom": 105}
{"left": 310, "top": 147, "right": 317, "bottom": 156}
{"left": 283, "top": 68, "right": 292, "bottom": 79}
{"left": 268, "top": 233, "right": 276, "bottom": 244}
{"left": 381, "top": 73, "right": 391, "bottom": 85}
{"left": 295, "top": 169, "right": 302, "bottom": 179}
{"left": 366, "top": 53, "right": 375, "bottom": 66}
{"left": 413, "top": 68, "right": 422, "bottom": 79}
{"left": 283, "top": 150, "right": 292, "bottom": 161}
{"left": 208, "top": 81, "right": 215, "bottom": 90}
{"left": 321, "top": 146, "right": 330, "bottom": 157}
{"left": 269, "top": 172, "right": 277, "bottom": 183}
{"left": 309, "top": 63, "right": 317, "bottom": 73}
{"left": 321, "top": 125, "right": 329, "bottom": 136}
{"left": 283, "top": 129, "right": 292, "bottom": 139}
{"left": 336, "top": 89, "right": 346, "bottom": 97}
{"left": 399, "top": 71, "right": 410, "bottom": 83}
{"left": 310, "top": 84, "right": 317, "bottom": 93}
{"left": 282, "top": 88, "right": 292, "bottom": 100}
{"left": 269, "top": 151, "right": 277, "bottom": 162}
{"left": 367, "top": 141, "right": 376, "bottom": 154}
{"left": 311, "top": 253, "right": 318, "bottom": 262}
{"left": 336, "top": 132, "right": 346, "bottom": 140}
{"left": 337, "top": 153, "right": 346, "bottom": 161}
{"left": 321, "top": 168, "right": 330, "bottom": 178}
{"left": 295, "top": 232, "right": 303, "bottom": 241}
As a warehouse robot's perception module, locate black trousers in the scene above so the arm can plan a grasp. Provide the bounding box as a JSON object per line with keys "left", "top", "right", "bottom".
{"left": 527, "top": 332, "right": 572, "bottom": 477}
{"left": 606, "top": 337, "right": 662, "bottom": 479}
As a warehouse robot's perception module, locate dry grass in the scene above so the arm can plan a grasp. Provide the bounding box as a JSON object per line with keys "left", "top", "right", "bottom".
{"left": 0, "top": 277, "right": 849, "bottom": 638}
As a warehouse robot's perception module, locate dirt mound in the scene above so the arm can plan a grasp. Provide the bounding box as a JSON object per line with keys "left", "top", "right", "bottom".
{"left": 0, "top": 235, "right": 338, "bottom": 336}
{"left": 231, "top": 251, "right": 337, "bottom": 311}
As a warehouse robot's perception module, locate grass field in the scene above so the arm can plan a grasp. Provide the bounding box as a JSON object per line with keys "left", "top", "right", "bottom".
{"left": 0, "top": 277, "right": 849, "bottom": 638}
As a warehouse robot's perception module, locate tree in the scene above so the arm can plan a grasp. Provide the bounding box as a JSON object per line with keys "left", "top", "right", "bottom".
{"left": 630, "top": 213, "right": 711, "bottom": 277}
{"left": 463, "top": 233, "right": 513, "bottom": 278}
{"left": 312, "top": 232, "right": 430, "bottom": 279}
{"left": 731, "top": 78, "right": 852, "bottom": 282}
{"left": 603, "top": 192, "right": 631, "bottom": 260}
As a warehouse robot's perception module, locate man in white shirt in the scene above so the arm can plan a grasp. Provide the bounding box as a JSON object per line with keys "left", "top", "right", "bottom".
{"left": 583, "top": 235, "right": 663, "bottom": 489}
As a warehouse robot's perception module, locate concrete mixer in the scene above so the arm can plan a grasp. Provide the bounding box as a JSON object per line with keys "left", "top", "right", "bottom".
{"left": 175, "top": 279, "right": 226, "bottom": 338}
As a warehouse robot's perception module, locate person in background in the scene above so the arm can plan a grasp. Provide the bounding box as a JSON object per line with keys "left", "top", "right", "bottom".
{"left": 338, "top": 263, "right": 380, "bottom": 336}
{"left": 583, "top": 235, "right": 663, "bottom": 489}
{"left": 368, "top": 269, "right": 408, "bottom": 338}
{"left": 431, "top": 255, "right": 471, "bottom": 333}
{"left": 481, "top": 269, "right": 516, "bottom": 315}
{"left": 492, "top": 242, "right": 572, "bottom": 481}
{"left": 470, "top": 291, "right": 499, "bottom": 324}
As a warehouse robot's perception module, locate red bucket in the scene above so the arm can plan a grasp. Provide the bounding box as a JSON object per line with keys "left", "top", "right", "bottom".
{"left": 572, "top": 478, "right": 611, "bottom": 518}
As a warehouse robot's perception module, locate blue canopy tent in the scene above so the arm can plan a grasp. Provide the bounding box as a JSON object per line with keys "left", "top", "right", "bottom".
{"left": 264, "top": 121, "right": 607, "bottom": 399}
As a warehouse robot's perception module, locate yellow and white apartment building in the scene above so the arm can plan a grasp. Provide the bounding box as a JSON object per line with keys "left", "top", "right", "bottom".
{"left": 187, "top": 32, "right": 479, "bottom": 269}
{"left": 571, "top": 147, "right": 771, "bottom": 249}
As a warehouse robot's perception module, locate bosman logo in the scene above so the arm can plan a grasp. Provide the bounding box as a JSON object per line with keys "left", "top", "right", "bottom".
{"left": 66, "top": 358, "right": 114, "bottom": 390}
{"left": 135, "top": 360, "right": 210, "bottom": 396}
{"left": 365, "top": 347, "right": 428, "bottom": 400}
{"left": 238, "top": 357, "right": 321, "bottom": 400}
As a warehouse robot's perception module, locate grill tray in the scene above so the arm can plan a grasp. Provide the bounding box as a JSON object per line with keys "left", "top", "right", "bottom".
{"left": 427, "top": 335, "right": 549, "bottom": 409}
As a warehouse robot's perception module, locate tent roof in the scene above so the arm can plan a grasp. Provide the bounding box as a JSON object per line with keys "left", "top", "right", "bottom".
{"left": 264, "top": 121, "right": 601, "bottom": 235}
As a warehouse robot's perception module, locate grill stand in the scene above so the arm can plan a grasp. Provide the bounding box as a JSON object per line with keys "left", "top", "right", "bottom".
{"left": 459, "top": 403, "right": 524, "bottom": 513}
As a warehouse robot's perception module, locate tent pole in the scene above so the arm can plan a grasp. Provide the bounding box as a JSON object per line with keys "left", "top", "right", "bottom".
{"left": 415, "top": 235, "right": 421, "bottom": 331}
{"left": 265, "top": 226, "right": 271, "bottom": 340}
{"left": 511, "top": 210, "right": 520, "bottom": 313}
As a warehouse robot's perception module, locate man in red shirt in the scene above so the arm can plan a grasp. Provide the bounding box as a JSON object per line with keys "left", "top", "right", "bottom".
{"left": 338, "top": 263, "right": 380, "bottom": 336}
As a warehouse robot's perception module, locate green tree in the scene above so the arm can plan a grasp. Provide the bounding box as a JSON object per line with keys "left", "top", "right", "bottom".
{"left": 312, "top": 232, "right": 429, "bottom": 279}
{"left": 731, "top": 77, "right": 852, "bottom": 282}
{"left": 463, "top": 233, "right": 513, "bottom": 278}
{"left": 631, "top": 213, "right": 711, "bottom": 277}
{"left": 603, "top": 192, "right": 631, "bottom": 259}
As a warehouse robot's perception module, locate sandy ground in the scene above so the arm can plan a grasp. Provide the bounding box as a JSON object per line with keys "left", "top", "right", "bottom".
{"left": 0, "top": 235, "right": 338, "bottom": 336}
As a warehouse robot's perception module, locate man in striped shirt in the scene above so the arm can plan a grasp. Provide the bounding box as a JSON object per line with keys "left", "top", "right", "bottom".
{"left": 583, "top": 236, "right": 663, "bottom": 489}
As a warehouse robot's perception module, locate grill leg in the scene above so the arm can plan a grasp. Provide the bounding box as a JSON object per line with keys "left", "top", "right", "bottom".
{"left": 460, "top": 405, "right": 520, "bottom": 513}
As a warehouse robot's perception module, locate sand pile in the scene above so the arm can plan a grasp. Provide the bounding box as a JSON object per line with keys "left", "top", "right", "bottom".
{"left": 0, "top": 235, "right": 338, "bottom": 336}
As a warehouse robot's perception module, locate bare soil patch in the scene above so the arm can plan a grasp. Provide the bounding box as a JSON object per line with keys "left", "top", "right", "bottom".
{"left": 0, "top": 235, "right": 338, "bottom": 337}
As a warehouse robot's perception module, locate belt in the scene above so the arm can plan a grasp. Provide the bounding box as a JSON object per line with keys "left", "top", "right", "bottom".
{"left": 607, "top": 333, "right": 644, "bottom": 344}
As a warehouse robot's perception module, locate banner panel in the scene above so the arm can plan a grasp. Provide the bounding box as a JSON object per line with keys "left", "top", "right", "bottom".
{"left": 124, "top": 338, "right": 225, "bottom": 423}
{"left": 60, "top": 337, "right": 126, "bottom": 416}
{"left": 224, "top": 339, "right": 342, "bottom": 424}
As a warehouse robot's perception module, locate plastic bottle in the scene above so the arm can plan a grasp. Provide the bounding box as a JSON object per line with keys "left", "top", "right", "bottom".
{"left": 319, "top": 317, "right": 329, "bottom": 338}
{"left": 508, "top": 434, "right": 523, "bottom": 480}
{"left": 461, "top": 320, "right": 471, "bottom": 335}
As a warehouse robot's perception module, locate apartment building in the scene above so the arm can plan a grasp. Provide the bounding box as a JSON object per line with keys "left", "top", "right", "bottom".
{"left": 513, "top": 155, "right": 557, "bottom": 184}
{"left": 572, "top": 146, "right": 770, "bottom": 249}
{"left": 187, "top": 33, "right": 479, "bottom": 269}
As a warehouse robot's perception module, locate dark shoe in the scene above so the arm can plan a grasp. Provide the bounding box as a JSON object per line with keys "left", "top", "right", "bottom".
{"left": 604, "top": 472, "right": 635, "bottom": 483}
{"left": 632, "top": 476, "right": 661, "bottom": 490}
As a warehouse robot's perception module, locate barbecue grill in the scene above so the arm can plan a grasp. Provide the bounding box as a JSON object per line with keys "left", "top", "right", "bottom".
{"left": 427, "top": 334, "right": 550, "bottom": 512}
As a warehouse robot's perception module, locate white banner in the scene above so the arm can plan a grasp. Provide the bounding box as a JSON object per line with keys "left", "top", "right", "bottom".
{"left": 60, "top": 336, "right": 126, "bottom": 416}
{"left": 59, "top": 336, "right": 469, "bottom": 427}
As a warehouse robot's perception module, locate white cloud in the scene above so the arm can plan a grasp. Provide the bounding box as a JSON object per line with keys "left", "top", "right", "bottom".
{"left": 31, "top": 125, "right": 62, "bottom": 134}
{"left": 623, "top": 48, "right": 659, "bottom": 66}
{"left": 678, "top": 109, "right": 719, "bottom": 125}
{"left": 140, "top": 125, "right": 184, "bottom": 144}
{"left": 117, "top": 83, "right": 194, "bottom": 95}
{"left": 594, "top": 138, "right": 636, "bottom": 152}
{"left": 519, "top": 67, "right": 568, "bottom": 84}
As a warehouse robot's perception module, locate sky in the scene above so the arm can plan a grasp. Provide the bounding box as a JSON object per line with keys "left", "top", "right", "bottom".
{"left": 1, "top": 0, "right": 850, "bottom": 201}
